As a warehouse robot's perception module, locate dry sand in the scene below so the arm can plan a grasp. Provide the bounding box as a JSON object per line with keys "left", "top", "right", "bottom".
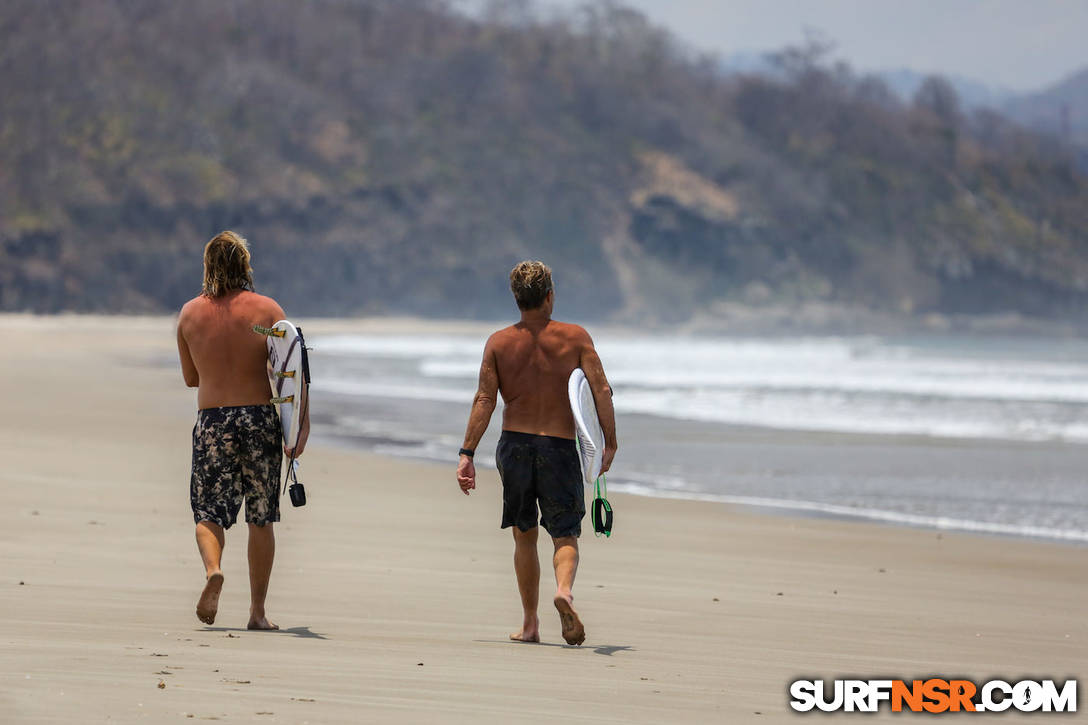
{"left": 0, "top": 315, "right": 1084, "bottom": 723}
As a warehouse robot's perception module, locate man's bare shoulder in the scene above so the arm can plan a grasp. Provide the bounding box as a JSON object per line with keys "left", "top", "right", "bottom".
{"left": 548, "top": 320, "right": 592, "bottom": 344}
{"left": 486, "top": 324, "right": 520, "bottom": 346}
{"left": 178, "top": 295, "right": 208, "bottom": 323}
{"left": 227, "top": 291, "right": 284, "bottom": 325}
{"left": 242, "top": 290, "right": 285, "bottom": 313}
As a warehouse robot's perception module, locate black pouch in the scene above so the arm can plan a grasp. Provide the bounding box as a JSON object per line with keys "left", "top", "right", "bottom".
{"left": 285, "top": 458, "right": 307, "bottom": 507}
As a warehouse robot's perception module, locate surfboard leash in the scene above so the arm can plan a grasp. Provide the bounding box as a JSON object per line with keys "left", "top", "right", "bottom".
{"left": 282, "top": 326, "right": 312, "bottom": 507}
{"left": 575, "top": 434, "right": 614, "bottom": 538}
{"left": 592, "top": 474, "right": 613, "bottom": 538}
{"left": 282, "top": 387, "right": 309, "bottom": 506}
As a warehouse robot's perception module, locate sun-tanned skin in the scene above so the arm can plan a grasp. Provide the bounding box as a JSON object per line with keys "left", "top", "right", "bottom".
{"left": 457, "top": 290, "right": 617, "bottom": 645}
{"left": 177, "top": 289, "right": 309, "bottom": 630}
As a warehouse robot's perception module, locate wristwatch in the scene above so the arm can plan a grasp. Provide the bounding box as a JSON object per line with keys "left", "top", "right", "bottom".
{"left": 459, "top": 447, "right": 475, "bottom": 458}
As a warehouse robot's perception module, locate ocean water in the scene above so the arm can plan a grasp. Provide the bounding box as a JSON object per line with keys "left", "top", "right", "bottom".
{"left": 306, "top": 331, "right": 1088, "bottom": 543}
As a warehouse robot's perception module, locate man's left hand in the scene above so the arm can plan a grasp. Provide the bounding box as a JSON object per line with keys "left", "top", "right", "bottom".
{"left": 457, "top": 455, "right": 476, "bottom": 495}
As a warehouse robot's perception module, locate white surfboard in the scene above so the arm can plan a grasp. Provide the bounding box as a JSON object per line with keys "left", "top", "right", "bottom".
{"left": 568, "top": 368, "right": 605, "bottom": 486}
{"left": 261, "top": 319, "right": 309, "bottom": 452}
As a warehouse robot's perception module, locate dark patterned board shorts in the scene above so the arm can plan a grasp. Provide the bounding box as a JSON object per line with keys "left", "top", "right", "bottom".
{"left": 191, "top": 404, "right": 282, "bottom": 529}
{"left": 496, "top": 431, "right": 585, "bottom": 538}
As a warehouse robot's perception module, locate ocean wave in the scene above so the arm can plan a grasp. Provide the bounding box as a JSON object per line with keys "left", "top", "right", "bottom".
{"left": 413, "top": 343, "right": 1088, "bottom": 404}
{"left": 311, "top": 333, "right": 1088, "bottom": 442}
{"left": 308, "top": 331, "right": 1088, "bottom": 542}
{"left": 315, "top": 374, "right": 1088, "bottom": 443}
{"left": 316, "top": 378, "right": 473, "bottom": 403}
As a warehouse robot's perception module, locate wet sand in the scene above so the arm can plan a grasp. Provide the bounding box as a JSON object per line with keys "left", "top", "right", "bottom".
{"left": 0, "top": 315, "right": 1084, "bottom": 723}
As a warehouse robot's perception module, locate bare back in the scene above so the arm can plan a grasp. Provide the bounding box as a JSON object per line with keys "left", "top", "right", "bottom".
{"left": 459, "top": 302, "right": 616, "bottom": 493}
{"left": 491, "top": 320, "right": 591, "bottom": 439}
{"left": 177, "top": 290, "right": 286, "bottom": 410}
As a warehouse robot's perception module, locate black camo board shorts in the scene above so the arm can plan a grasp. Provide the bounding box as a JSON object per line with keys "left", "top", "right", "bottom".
{"left": 496, "top": 431, "right": 585, "bottom": 538}
{"left": 191, "top": 404, "right": 282, "bottom": 529}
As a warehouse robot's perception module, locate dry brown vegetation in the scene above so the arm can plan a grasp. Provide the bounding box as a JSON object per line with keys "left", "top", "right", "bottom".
{"left": 2, "top": 0, "right": 1086, "bottom": 325}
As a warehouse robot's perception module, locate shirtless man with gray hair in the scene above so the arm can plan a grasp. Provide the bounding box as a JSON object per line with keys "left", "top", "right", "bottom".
{"left": 457, "top": 260, "right": 617, "bottom": 645}
{"left": 176, "top": 231, "right": 309, "bottom": 630}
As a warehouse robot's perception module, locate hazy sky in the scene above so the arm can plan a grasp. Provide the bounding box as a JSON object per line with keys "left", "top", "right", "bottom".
{"left": 536, "top": 0, "right": 1088, "bottom": 92}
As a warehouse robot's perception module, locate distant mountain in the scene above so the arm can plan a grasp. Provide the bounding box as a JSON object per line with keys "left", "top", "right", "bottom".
{"left": 1002, "top": 67, "right": 1088, "bottom": 147}
{"left": 876, "top": 69, "right": 1015, "bottom": 111}
{"left": 718, "top": 50, "right": 778, "bottom": 77}
{"left": 720, "top": 54, "right": 1016, "bottom": 111}
{"left": 719, "top": 51, "right": 1087, "bottom": 147}
{"left": 2, "top": 0, "right": 1088, "bottom": 329}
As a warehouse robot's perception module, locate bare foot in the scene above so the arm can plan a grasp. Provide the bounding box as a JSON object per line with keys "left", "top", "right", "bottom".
{"left": 510, "top": 615, "right": 540, "bottom": 643}
{"left": 196, "top": 572, "right": 224, "bottom": 625}
{"left": 247, "top": 614, "right": 279, "bottom": 631}
{"left": 553, "top": 593, "right": 585, "bottom": 645}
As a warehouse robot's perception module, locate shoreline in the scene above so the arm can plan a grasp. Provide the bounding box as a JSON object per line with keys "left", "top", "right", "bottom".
{"left": 315, "top": 428, "right": 1088, "bottom": 547}
{"left": 33, "top": 311, "right": 1086, "bottom": 545}
{"left": 309, "top": 391, "right": 1088, "bottom": 547}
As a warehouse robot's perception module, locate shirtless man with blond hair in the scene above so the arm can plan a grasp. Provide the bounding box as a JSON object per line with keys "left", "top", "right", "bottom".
{"left": 176, "top": 231, "right": 309, "bottom": 630}
{"left": 457, "top": 260, "right": 617, "bottom": 645}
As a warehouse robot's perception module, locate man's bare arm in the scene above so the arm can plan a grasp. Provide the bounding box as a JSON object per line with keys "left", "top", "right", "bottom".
{"left": 176, "top": 315, "right": 199, "bottom": 387}
{"left": 580, "top": 336, "right": 618, "bottom": 473}
{"left": 456, "top": 339, "right": 500, "bottom": 494}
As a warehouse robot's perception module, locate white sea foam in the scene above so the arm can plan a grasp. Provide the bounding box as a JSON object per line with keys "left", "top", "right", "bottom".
{"left": 317, "top": 378, "right": 473, "bottom": 403}
{"left": 318, "top": 334, "right": 480, "bottom": 357}
{"left": 314, "top": 333, "right": 1088, "bottom": 443}
{"left": 310, "top": 331, "right": 1088, "bottom": 542}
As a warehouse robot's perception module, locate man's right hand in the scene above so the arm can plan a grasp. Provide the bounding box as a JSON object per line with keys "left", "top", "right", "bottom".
{"left": 601, "top": 444, "right": 617, "bottom": 474}
{"left": 457, "top": 455, "right": 476, "bottom": 495}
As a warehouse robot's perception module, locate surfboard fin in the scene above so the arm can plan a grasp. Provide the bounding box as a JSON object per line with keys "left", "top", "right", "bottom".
{"left": 253, "top": 324, "right": 286, "bottom": 337}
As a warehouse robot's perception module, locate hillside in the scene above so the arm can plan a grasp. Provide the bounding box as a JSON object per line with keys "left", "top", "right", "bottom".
{"left": 2, "top": 0, "right": 1088, "bottom": 328}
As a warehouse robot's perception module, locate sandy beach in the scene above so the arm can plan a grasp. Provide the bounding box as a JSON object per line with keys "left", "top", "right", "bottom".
{"left": 0, "top": 315, "right": 1084, "bottom": 724}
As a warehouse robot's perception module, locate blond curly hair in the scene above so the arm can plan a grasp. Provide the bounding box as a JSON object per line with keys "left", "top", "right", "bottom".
{"left": 202, "top": 230, "right": 254, "bottom": 297}
{"left": 509, "top": 260, "right": 553, "bottom": 310}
